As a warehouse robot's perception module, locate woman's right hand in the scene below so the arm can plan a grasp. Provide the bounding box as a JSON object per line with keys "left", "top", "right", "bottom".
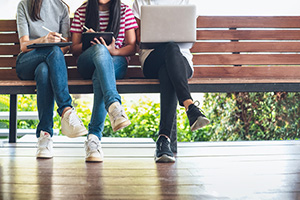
{"left": 43, "top": 32, "right": 63, "bottom": 43}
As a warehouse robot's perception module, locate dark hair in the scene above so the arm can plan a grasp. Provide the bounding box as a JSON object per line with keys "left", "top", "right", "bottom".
{"left": 85, "top": 0, "right": 120, "bottom": 38}
{"left": 29, "top": 0, "right": 69, "bottom": 21}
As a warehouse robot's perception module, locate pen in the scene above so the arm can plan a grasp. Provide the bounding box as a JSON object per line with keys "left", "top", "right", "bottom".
{"left": 42, "top": 26, "right": 67, "bottom": 41}
{"left": 83, "top": 25, "right": 89, "bottom": 31}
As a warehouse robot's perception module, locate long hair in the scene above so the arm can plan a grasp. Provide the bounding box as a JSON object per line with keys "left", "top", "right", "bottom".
{"left": 29, "top": 0, "right": 69, "bottom": 21}
{"left": 85, "top": 0, "right": 120, "bottom": 38}
{"left": 29, "top": 0, "right": 43, "bottom": 21}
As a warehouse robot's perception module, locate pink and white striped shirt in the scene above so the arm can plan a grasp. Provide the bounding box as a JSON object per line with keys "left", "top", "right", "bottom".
{"left": 70, "top": 2, "right": 138, "bottom": 49}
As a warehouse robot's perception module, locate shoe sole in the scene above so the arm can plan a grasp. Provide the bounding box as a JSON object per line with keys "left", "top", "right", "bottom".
{"left": 63, "top": 129, "right": 88, "bottom": 138}
{"left": 112, "top": 120, "right": 131, "bottom": 132}
{"left": 155, "top": 154, "right": 176, "bottom": 163}
{"left": 191, "top": 116, "right": 210, "bottom": 132}
{"left": 85, "top": 157, "right": 103, "bottom": 163}
{"left": 36, "top": 154, "right": 53, "bottom": 159}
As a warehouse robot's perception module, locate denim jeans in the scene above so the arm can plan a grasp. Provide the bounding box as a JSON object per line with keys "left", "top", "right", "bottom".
{"left": 16, "top": 46, "right": 72, "bottom": 137}
{"left": 77, "top": 44, "right": 127, "bottom": 140}
{"left": 143, "top": 42, "right": 193, "bottom": 138}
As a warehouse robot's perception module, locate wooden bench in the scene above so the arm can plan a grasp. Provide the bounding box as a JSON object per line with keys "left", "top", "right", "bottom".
{"left": 1, "top": 16, "right": 300, "bottom": 152}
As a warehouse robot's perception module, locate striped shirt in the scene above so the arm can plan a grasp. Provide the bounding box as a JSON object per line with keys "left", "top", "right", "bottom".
{"left": 70, "top": 2, "right": 138, "bottom": 49}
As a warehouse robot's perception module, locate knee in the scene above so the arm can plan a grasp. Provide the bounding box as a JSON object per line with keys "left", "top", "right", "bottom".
{"left": 49, "top": 45, "right": 64, "bottom": 58}
{"left": 91, "top": 44, "right": 110, "bottom": 57}
{"left": 34, "top": 63, "right": 49, "bottom": 83}
{"left": 165, "top": 42, "right": 180, "bottom": 53}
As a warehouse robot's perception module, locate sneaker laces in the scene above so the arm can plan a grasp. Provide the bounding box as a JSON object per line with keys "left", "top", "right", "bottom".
{"left": 67, "top": 109, "right": 84, "bottom": 126}
{"left": 86, "top": 138, "right": 100, "bottom": 152}
{"left": 110, "top": 105, "right": 127, "bottom": 120}
{"left": 191, "top": 100, "right": 206, "bottom": 115}
{"left": 157, "top": 136, "right": 170, "bottom": 151}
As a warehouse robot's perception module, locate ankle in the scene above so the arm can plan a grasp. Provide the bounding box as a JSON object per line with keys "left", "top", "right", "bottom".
{"left": 159, "top": 134, "right": 170, "bottom": 140}
{"left": 61, "top": 107, "right": 72, "bottom": 118}
{"left": 183, "top": 99, "right": 193, "bottom": 111}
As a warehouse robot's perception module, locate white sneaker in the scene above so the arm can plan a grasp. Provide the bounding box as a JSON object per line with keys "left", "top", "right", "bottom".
{"left": 61, "top": 108, "right": 88, "bottom": 138}
{"left": 85, "top": 134, "right": 104, "bottom": 162}
{"left": 108, "top": 102, "right": 131, "bottom": 132}
{"left": 36, "top": 131, "right": 53, "bottom": 159}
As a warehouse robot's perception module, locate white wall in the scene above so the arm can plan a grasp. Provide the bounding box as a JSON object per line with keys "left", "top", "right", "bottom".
{"left": 1, "top": 0, "right": 300, "bottom": 19}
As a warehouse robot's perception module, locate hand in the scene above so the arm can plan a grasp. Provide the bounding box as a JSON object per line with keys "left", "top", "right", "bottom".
{"left": 86, "top": 28, "right": 95, "bottom": 33}
{"left": 91, "top": 37, "right": 117, "bottom": 55}
{"left": 43, "top": 32, "right": 62, "bottom": 43}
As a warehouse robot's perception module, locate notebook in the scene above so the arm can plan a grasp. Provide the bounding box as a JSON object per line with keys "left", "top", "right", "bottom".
{"left": 27, "top": 42, "right": 72, "bottom": 49}
{"left": 140, "top": 5, "right": 197, "bottom": 49}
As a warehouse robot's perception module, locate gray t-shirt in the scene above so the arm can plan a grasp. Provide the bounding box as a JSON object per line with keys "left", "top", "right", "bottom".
{"left": 17, "top": 0, "right": 70, "bottom": 40}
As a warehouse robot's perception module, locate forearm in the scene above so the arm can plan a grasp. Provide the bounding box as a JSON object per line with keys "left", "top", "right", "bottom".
{"left": 20, "top": 36, "right": 46, "bottom": 53}
{"left": 71, "top": 43, "right": 83, "bottom": 57}
{"left": 112, "top": 44, "right": 136, "bottom": 56}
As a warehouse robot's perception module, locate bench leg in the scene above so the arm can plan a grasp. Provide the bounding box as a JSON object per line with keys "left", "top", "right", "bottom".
{"left": 9, "top": 94, "right": 17, "bottom": 143}
{"left": 170, "top": 114, "right": 177, "bottom": 153}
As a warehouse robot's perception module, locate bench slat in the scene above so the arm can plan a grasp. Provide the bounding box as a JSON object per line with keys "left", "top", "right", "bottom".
{"left": 197, "top": 30, "right": 300, "bottom": 40}
{"left": 3, "top": 32, "right": 300, "bottom": 49}
{"left": 3, "top": 76, "right": 300, "bottom": 90}
{"left": 0, "top": 69, "right": 19, "bottom": 80}
{"left": 3, "top": 66, "right": 300, "bottom": 82}
{"left": 0, "top": 33, "right": 19, "bottom": 43}
{"left": 191, "top": 42, "right": 300, "bottom": 53}
{"left": 193, "top": 66, "right": 300, "bottom": 78}
{"left": 197, "top": 16, "right": 300, "bottom": 28}
{"left": 193, "top": 54, "right": 300, "bottom": 65}
{"left": 0, "top": 45, "right": 20, "bottom": 55}
{"left": 0, "top": 57, "right": 16, "bottom": 67}
{"left": 0, "top": 20, "right": 17, "bottom": 31}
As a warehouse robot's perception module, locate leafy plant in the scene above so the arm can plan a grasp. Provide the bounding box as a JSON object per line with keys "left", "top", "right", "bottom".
{"left": 202, "top": 92, "right": 300, "bottom": 141}
{"left": 1, "top": 92, "right": 300, "bottom": 142}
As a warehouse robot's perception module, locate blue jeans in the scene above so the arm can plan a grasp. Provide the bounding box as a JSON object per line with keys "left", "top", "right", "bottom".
{"left": 77, "top": 44, "right": 127, "bottom": 140}
{"left": 16, "top": 46, "right": 72, "bottom": 137}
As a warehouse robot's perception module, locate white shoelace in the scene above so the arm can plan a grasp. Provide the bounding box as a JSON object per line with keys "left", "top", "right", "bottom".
{"left": 86, "top": 138, "right": 100, "bottom": 152}
{"left": 110, "top": 106, "right": 127, "bottom": 120}
{"left": 67, "top": 109, "right": 84, "bottom": 126}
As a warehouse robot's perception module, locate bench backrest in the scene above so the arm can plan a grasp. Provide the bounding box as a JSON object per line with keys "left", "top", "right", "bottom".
{"left": 1, "top": 16, "right": 300, "bottom": 80}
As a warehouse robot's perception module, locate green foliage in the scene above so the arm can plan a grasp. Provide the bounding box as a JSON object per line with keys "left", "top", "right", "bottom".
{"left": 0, "top": 95, "right": 10, "bottom": 111}
{"left": 102, "top": 97, "right": 160, "bottom": 139}
{"left": 2, "top": 92, "right": 300, "bottom": 142}
{"left": 0, "top": 95, "right": 10, "bottom": 128}
{"left": 202, "top": 92, "right": 300, "bottom": 141}
{"left": 101, "top": 97, "right": 211, "bottom": 142}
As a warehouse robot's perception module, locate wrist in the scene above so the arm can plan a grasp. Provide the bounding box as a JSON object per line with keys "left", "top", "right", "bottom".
{"left": 111, "top": 48, "right": 119, "bottom": 56}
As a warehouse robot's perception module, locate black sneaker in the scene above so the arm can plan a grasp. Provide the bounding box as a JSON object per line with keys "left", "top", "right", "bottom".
{"left": 187, "top": 102, "right": 210, "bottom": 132}
{"left": 155, "top": 135, "right": 175, "bottom": 163}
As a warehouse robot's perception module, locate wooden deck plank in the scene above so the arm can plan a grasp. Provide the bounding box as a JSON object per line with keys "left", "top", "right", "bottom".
{"left": 1, "top": 138, "right": 300, "bottom": 199}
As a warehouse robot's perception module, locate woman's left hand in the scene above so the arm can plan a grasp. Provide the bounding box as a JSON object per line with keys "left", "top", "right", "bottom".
{"left": 92, "top": 37, "right": 118, "bottom": 56}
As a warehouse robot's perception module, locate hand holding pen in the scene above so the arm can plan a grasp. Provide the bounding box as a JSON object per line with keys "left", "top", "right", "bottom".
{"left": 42, "top": 26, "right": 67, "bottom": 42}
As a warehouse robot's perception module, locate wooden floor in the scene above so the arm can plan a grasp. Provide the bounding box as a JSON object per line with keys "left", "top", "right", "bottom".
{"left": 1, "top": 136, "right": 300, "bottom": 200}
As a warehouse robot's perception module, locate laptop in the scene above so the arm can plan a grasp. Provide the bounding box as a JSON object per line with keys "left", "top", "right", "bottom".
{"left": 140, "top": 5, "right": 196, "bottom": 49}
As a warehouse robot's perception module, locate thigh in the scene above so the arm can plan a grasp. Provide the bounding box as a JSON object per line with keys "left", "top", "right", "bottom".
{"left": 77, "top": 48, "right": 97, "bottom": 79}
{"left": 143, "top": 45, "right": 167, "bottom": 79}
{"left": 16, "top": 50, "right": 48, "bottom": 80}
{"left": 113, "top": 56, "right": 128, "bottom": 80}
{"left": 16, "top": 47, "right": 64, "bottom": 80}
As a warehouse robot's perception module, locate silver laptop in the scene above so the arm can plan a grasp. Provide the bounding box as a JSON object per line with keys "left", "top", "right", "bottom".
{"left": 140, "top": 5, "right": 196, "bottom": 49}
